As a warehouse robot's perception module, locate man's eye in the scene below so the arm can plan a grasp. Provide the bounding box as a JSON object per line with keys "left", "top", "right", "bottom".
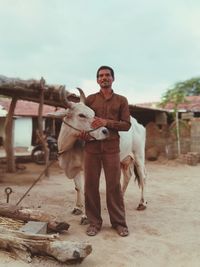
{"left": 79, "top": 113, "right": 86, "bottom": 118}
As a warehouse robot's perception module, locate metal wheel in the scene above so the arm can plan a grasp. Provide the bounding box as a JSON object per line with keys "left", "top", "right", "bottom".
{"left": 31, "top": 148, "right": 45, "bottom": 165}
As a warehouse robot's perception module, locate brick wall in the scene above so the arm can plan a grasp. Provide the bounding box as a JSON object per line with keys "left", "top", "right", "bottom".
{"left": 190, "top": 118, "right": 200, "bottom": 153}
{"left": 145, "top": 120, "right": 193, "bottom": 158}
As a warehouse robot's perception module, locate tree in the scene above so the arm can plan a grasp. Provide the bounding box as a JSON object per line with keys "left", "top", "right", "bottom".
{"left": 159, "top": 76, "right": 200, "bottom": 156}
{"left": 162, "top": 77, "right": 200, "bottom": 100}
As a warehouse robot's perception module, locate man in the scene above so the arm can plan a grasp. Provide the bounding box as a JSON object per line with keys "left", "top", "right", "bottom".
{"left": 84, "top": 66, "right": 131, "bottom": 237}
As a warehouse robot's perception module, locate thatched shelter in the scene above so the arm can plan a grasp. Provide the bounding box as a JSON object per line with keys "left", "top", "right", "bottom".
{"left": 0, "top": 75, "right": 80, "bottom": 172}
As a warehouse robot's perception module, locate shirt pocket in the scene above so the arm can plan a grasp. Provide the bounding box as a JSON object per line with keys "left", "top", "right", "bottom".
{"left": 107, "top": 104, "right": 120, "bottom": 120}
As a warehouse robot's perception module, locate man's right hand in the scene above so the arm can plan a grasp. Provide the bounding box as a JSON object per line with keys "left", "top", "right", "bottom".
{"left": 76, "top": 131, "right": 90, "bottom": 141}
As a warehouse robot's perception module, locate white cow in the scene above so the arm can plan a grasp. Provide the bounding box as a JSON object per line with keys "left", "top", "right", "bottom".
{"left": 50, "top": 88, "right": 147, "bottom": 224}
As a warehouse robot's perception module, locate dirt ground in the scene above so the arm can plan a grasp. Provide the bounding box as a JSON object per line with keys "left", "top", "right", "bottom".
{"left": 0, "top": 158, "right": 199, "bottom": 267}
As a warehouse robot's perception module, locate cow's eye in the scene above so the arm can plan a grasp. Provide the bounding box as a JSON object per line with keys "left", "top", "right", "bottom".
{"left": 79, "top": 113, "right": 86, "bottom": 118}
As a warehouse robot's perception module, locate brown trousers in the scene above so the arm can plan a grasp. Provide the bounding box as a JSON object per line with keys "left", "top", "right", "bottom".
{"left": 84, "top": 152, "right": 127, "bottom": 229}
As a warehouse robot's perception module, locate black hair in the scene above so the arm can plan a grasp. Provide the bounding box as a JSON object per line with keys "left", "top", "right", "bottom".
{"left": 96, "top": 66, "right": 115, "bottom": 79}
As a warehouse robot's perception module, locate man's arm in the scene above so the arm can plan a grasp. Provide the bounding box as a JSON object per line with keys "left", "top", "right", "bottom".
{"left": 92, "top": 97, "right": 131, "bottom": 131}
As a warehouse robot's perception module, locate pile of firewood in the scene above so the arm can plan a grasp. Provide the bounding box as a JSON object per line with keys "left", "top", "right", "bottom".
{"left": 0, "top": 204, "right": 92, "bottom": 264}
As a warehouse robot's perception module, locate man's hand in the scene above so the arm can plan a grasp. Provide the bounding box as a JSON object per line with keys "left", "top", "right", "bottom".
{"left": 76, "top": 131, "right": 90, "bottom": 141}
{"left": 92, "top": 117, "right": 107, "bottom": 128}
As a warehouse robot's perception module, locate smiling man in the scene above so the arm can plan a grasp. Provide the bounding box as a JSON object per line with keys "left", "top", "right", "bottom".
{"left": 84, "top": 66, "right": 131, "bottom": 237}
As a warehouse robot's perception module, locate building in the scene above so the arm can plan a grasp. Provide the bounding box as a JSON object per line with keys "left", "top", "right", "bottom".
{"left": 0, "top": 98, "right": 63, "bottom": 148}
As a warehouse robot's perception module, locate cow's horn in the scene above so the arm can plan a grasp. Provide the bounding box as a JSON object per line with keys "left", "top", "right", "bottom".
{"left": 77, "top": 87, "right": 86, "bottom": 103}
{"left": 59, "top": 85, "right": 72, "bottom": 108}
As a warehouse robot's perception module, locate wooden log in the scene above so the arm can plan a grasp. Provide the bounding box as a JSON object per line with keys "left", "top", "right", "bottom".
{"left": 0, "top": 227, "right": 92, "bottom": 264}
{"left": 0, "top": 204, "right": 70, "bottom": 233}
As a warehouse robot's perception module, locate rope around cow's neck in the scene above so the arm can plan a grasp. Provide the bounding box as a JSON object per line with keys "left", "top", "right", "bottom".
{"left": 57, "top": 118, "right": 102, "bottom": 156}
{"left": 62, "top": 117, "right": 102, "bottom": 136}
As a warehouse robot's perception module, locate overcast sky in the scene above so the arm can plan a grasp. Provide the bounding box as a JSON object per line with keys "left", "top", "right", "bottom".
{"left": 0, "top": 0, "right": 200, "bottom": 104}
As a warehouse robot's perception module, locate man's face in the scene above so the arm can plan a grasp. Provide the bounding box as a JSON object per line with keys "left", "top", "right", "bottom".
{"left": 97, "top": 69, "right": 114, "bottom": 89}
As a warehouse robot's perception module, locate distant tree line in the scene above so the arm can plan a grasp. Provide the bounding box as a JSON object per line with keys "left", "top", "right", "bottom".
{"left": 161, "top": 77, "right": 200, "bottom": 106}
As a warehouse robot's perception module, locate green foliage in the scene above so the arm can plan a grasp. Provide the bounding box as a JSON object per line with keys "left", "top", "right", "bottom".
{"left": 160, "top": 89, "right": 186, "bottom": 110}
{"left": 162, "top": 77, "right": 200, "bottom": 104}
{"left": 159, "top": 76, "right": 200, "bottom": 109}
{"left": 173, "top": 77, "right": 200, "bottom": 96}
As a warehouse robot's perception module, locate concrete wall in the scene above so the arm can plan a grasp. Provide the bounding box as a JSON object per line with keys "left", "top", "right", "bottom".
{"left": 14, "top": 117, "right": 32, "bottom": 147}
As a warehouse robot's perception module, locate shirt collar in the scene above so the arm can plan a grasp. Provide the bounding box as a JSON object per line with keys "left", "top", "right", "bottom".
{"left": 99, "top": 89, "right": 114, "bottom": 100}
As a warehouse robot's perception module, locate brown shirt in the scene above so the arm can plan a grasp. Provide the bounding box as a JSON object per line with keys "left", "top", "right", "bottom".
{"left": 85, "top": 90, "right": 131, "bottom": 154}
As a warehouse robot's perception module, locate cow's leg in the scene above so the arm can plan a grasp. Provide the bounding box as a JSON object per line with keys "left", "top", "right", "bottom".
{"left": 134, "top": 159, "right": 147, "bottom": 211}
{"left": 121, "top": 168, "right": 130, "bottom": 195}
{"left": 121, "top": 156, "right": 134, "bottom": 194}
{"left": 72, "top": 175, "right": 84, "bottom": 215}
{"left": 72, "top": 175, "right": 88, "bottom": 225}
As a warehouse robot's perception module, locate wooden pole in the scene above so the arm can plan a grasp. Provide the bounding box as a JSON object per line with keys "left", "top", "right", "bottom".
{"left": 175, "top": 110, "right": 181, "bottom": 156}
{"left": 4, "top": 97, "right": 17, "bottom": 172}
{"left": 38, "top": 77, "right": 49, "bottom": 176}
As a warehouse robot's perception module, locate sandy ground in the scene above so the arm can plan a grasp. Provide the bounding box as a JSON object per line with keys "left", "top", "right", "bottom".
{"left": 0, "top": 158, "right": 200, "bottom": 267}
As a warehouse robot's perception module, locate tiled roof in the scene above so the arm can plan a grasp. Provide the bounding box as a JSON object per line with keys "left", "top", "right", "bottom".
{"left": 135, "top": 96, "right": 200, "bottom": 112}
{"left": 0, "top": 98, "right": 63, "bottom": 116}
{"left": 163, "top": 96, "right": 200, "bottom": 111}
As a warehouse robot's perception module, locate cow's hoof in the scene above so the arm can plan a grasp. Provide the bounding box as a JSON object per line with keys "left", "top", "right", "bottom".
{"left": 72, "top": 208, "right": 82, "bottom": 215}
{"left": 80, "top": 216, "right": 89, "bottom": 225}
{"left": 136, "top": 203, "right": 147, "bottom": 211}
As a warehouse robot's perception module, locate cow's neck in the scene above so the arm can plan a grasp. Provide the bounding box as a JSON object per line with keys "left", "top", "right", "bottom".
{"left": 58, "top": 124, "right": 77, "bottom": 152}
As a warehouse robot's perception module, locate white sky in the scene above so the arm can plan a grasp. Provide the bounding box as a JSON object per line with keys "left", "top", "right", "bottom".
{"left": 0, "top": 0, "right": 200, "bottom": 104}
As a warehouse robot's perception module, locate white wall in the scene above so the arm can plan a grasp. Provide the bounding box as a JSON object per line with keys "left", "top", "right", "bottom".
{"left": 0, "top": 117, "right": 6, "bottom": 138}
{"left": 14, "top": 117, "right": 32, "bottom": 147}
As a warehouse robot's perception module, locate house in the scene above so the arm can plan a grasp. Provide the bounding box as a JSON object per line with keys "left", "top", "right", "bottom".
{"left": 129, "top": 103, "right": 170, "bottom": 126}
{"left": 162, "top": 95, "right": 200, "bottom": 119}
{"left": 131, "top": 96, "right": 200, "bottom": 158}
{"left": 0, "top": 98, "right": 63, "bottom": 148}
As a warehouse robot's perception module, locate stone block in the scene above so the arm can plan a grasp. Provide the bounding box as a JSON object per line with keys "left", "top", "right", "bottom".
{"left": 19, "top": 221, "right": 47, "bottom": 234}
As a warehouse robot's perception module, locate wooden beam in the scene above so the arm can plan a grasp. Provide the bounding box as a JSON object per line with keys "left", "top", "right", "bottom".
{"left": 0, "top": 76, "right": 80, "bottom": 108}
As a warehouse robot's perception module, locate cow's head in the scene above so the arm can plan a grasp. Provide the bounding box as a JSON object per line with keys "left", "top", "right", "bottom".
{"left": 48, "top": 87, "right": 109, "bottom": 151}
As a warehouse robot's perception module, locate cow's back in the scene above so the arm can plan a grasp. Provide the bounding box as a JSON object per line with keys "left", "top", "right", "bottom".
{"left": 119, "top": 117, "right": 146, "bottom": 161}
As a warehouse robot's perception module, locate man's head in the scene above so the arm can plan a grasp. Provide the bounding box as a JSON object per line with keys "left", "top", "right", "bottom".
{"left": 96, "top": 66, "right": 115, "bottom": 79}
{"left": 96, "top": 66, "right": 115, "bottom": 89}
